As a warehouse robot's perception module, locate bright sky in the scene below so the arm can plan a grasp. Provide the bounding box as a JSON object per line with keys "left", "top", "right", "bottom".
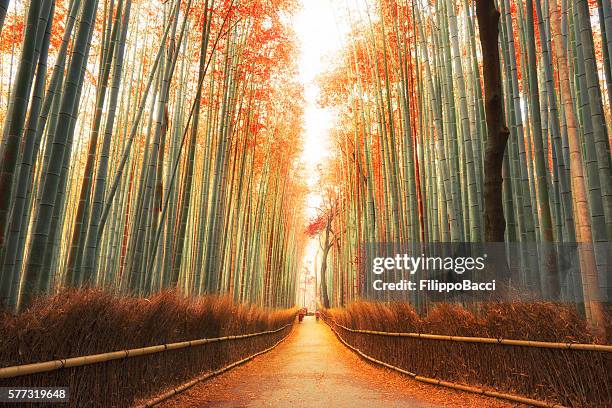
{"left": 294, "top": 0, "right": 352, "bottom": 220}
{"left": 293, "top": 0, "right": 354, "bottom": 301}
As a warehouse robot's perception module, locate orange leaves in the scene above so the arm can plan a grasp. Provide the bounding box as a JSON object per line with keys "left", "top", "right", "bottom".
{"left": 241, "top": 13, "right": 298, "bottom": 84}
{"left": 306, "top": 213, "right": 327, "bottom": 237}
{"left": 0, "top": 13, "right": 24, "bottom": 53}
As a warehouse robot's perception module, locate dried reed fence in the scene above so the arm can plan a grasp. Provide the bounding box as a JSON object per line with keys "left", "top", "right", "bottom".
{"left": 0, "top": 289, "right": 295, "bottom": 407}
{"left": 325, "top": 302, "right": 611, "bottom": 407}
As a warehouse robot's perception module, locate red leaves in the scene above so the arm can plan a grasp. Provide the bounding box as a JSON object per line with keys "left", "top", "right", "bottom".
{"left": 305, "top": 214, "right": 327, "bottom": 237}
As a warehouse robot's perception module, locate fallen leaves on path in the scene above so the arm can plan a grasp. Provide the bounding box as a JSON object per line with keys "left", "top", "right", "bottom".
{"left": 158, "top": 318, "right": 522, "bottom": 408}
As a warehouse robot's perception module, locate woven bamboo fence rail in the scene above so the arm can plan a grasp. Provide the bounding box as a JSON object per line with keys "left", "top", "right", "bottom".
{"left": 324, "top": 315, "right": 611, "bottom": 352}
{"left": 0, "top": 323, "right": 292, "bottom": 379}
{"left": 322, "top": 314, "right": 568, "bottom": 408}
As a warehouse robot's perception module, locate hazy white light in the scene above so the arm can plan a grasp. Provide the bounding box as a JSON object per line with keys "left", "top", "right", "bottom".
{"left": 293, "top": 0, "right": 361, "bottom": 306}
{"left": 294, "top": 0, "right": 354, "bottom": 220}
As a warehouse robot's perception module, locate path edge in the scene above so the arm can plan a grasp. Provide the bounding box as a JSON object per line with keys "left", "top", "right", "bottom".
{"left": 139, "top": 324, "right": 295, "bottom": 407}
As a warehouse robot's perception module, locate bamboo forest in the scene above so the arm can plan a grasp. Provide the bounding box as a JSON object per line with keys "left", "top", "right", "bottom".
{"left": 0, "top": 0, "right": 610, "bottom": 406}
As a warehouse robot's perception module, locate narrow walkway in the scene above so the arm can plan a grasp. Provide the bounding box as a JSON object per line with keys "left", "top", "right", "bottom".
{"left": 160, "top": 317, "right": 515, "bottom": 408}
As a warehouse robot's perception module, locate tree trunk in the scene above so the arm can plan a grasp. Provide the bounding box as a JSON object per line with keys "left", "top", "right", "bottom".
{"left": 0, "top": 0, "right": 44, "bottom": 248}
{"left": 171, "top": 0, "right": 212, "bottom": 285}
{"left": 0, "top": 0, "right": 54, "bottom": 307}
{"left": 66, "top": 0, "right": 124, "bottom": 284}
{"left": 20, "top": 0, "right": 100, "bottom": 311}
{"left": 475, "top": 0, "right": 510, "bottom": 242}
{"left": 549, "top": 0, "right": 606, "bottom": 333}
{"left": 82, "top": 0, "right": 132, "bottom": 280}
{"left": 319, "top": 215, "right": 332, "bottom": 309}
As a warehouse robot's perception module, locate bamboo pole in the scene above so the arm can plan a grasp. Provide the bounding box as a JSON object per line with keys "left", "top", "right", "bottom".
{"left": 323, "top": 315, "right": 568, "bottom": 408}
{"left": 141, "top": 328, "right": 292, "bottom": 407}
{"left": 0, "top": 323, "right": 292, "bottom": 379}
{"left": 324, "top": 315, "right": 611, "bottom": 352}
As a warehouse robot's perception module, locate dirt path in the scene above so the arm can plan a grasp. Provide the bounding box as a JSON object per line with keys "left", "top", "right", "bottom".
{"left": 160, "top": 316, "right": 516, "bottom": 408}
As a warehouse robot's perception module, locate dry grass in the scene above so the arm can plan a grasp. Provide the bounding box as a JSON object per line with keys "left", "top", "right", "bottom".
{"left": 327, "top": 301, "right": 611, "bottom": 407}
{"left": 0, "top": 289, "right": 294, "bottom": 407}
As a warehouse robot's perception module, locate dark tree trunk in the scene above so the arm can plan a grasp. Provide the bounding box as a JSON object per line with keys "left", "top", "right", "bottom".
{"left": 476, "top": 0, "right": 510, "bottom": 242}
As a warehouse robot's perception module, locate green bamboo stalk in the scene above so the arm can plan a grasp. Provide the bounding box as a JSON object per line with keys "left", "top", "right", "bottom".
{"left": 19, "top": 0, "right": 100, "bottom": 310}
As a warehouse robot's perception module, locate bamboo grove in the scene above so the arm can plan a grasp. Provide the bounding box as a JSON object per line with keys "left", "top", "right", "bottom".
{"left": 0, "top": 0, "right": 307, "bottom": 311}
{"left": 315, "top": 0, "right": 611, "bottom": 312}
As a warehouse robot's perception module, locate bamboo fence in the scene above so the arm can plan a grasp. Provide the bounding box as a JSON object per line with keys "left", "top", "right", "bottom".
{"left": 325, "top": 316, "right": 612, "bottom": 352}
{"left": 323, "top": 314, "right": 569, "bottom": 408}
{"left": 0, "top": 323, "right": 292, "bottom": 379}
{"left": 141, "top": 332, "right": 290, "bottom": 407}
